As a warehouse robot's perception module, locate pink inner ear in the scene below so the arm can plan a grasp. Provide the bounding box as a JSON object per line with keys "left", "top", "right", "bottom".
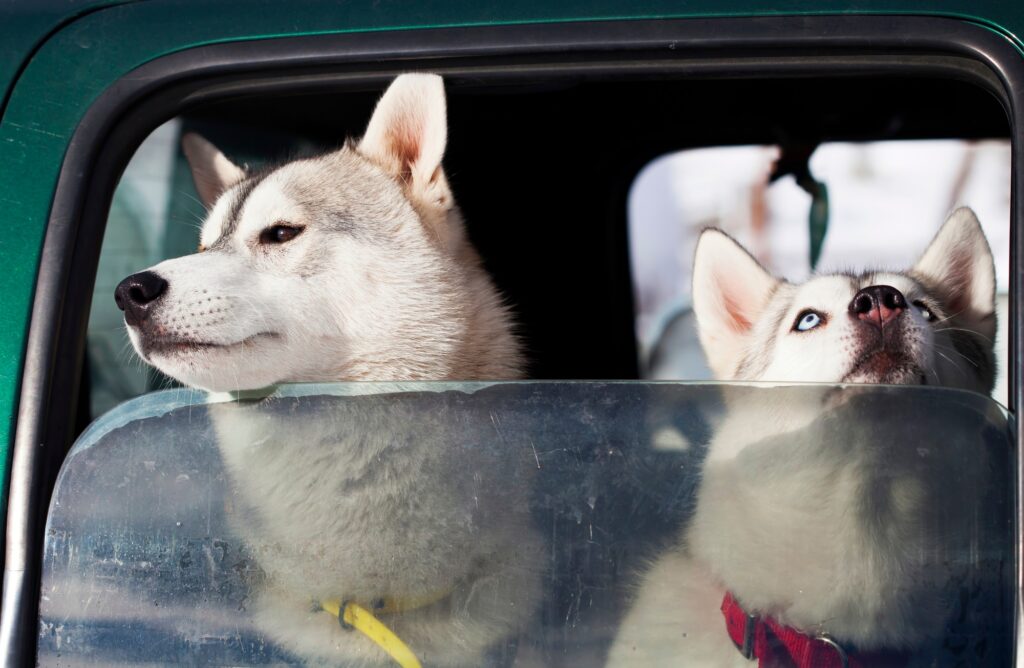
{"left": 723, "top": 292, "right": 753, "bottom": 333}
{"left": 387, "top": 115, "right": 424, "bottom": 173}
{"left": 715, "top": 271, "right": 762, "bottom": 334}
{"left": 943, "top": 250, "right": 975, "bottom": 316}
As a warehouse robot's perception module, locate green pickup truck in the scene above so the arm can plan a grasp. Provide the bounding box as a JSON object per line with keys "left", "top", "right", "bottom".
{"left": 0, "top": 1, "right": 1021, "bottom": 665}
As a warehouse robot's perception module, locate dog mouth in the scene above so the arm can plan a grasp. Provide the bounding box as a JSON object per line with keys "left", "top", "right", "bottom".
{"left": 144, "top": 331, "right": 280, "bottom": 357}
{"left": 842, "top": 347, "right": 926, "bottom": 385}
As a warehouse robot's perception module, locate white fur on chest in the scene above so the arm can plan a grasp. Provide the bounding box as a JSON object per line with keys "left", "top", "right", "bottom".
{"left": 209, "top": 396, "right": 543, "bottom": 666}
{"left": 610, "top": 386, "right": 995, "bottom": 666}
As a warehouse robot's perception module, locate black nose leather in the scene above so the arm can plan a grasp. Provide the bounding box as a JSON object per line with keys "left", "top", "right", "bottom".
{"left": 849, "top": 284, "right": 906, "bottom": 329}
{"left": 115, "top": 271, "right": 168, "bottom": 326}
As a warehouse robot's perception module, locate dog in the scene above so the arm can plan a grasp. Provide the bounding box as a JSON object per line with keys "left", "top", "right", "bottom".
{"left": 116, "top": 76, "right": 522, "bottom": 389}
{"left": 115, "top": 74, "right": 542, "bottom": 666}
{"left": 607, "top": 208, "right": 1003, "bottom": 666}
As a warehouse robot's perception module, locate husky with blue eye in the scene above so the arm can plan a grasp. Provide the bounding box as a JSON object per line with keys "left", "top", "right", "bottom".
{"left": 689, "top": 207, "right": 995, "bottom": 391}
{"left": 608, "top": 209, "right": 1000, "bottom": 666}
{"left": 115, "top": 74, "right": 541, "bottom": 666}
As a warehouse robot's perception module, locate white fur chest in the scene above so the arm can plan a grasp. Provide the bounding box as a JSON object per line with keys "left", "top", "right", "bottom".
{"left": 690, "top": 386, "right": 992, "bottom": 649}
{"left": 208, "top": 395, "right": 528, "bottom": 602}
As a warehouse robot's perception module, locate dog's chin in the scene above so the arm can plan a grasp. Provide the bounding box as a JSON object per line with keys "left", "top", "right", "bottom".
{"left": 842, "top": 349, "right": 927, "bottom": 386}
{"left": 135, "top": 331, "right": 284, "bottom": 391}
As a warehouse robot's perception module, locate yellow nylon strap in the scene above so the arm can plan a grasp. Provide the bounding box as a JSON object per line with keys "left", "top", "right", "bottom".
{"left": 316, "top": 589, "right": 450, "bottom": 666}
{"left": 343, "top": 602, "right": 422, "bottom": 668}
{"left": 321, "top": 587, "right": 450, "bottom": 616}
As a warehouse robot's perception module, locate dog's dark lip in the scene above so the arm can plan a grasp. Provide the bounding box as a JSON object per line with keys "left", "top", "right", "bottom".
{"left": 146, "top": 332, "right": 280, "bottom": 355}
{"left": 842, "top": 346, "right": 923, "bottom": 384}
{"left": 849, "top": 347, "right": 904, "bottom": 369}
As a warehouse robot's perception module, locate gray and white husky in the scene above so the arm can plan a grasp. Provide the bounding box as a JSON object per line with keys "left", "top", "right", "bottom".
{"left": 117, "top": 75, "right": 522, "bottom": 389}
{"left": 608, "top": 208, "right": 1000, "bottom": 666}
{"left": 116, "top": 74, "right": 541, "bottom": 665}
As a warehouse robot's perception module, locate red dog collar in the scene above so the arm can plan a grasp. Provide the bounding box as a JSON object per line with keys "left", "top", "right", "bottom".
{"left": 721, "top": 592, "right": 911, "bottom": 667}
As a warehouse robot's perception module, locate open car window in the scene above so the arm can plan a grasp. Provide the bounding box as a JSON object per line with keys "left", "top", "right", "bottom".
{"left": 39, "top": 382, "right": 1013, "bottom": 665}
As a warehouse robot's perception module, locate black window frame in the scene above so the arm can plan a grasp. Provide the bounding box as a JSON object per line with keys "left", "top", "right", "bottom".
{"left": 3, "top": 15, "right": 1022, "bottom": 665}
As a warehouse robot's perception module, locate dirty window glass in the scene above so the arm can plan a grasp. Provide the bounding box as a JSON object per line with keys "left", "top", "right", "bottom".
{"left": 39, "top": 382, "right": 1012, "bottom": 666}
{"left": 629, "top": 140, "right": 1011, "bottom": 403}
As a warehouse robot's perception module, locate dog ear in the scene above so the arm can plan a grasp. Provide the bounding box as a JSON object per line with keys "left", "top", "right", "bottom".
{"left": 692, "top": 229, "right": 779, "bottom": 379}
{"left": 182, "top": 133, "right": 246, "bottom": 209}
{"left": 358, "top": 74, "right": 450, "bottom": 205}
{"left": 912, "top": 207, "right": 996, "bottom": 333}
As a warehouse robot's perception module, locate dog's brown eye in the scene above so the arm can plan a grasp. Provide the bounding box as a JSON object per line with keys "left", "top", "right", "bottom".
{"left": 260, "top": 223, "right": 304, "bottom": 245}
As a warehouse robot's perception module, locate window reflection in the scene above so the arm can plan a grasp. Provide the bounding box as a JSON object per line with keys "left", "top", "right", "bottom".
{"left": 40, "top": 383, "right": 1012, "bottom": 666}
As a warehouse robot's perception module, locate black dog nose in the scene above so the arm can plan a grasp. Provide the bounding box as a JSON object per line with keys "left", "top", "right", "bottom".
{"left": 115, "top": 271, "right": 168, "bottom": 326}
{"left": 849, "top": 284, "right": 906, "bottom": 329}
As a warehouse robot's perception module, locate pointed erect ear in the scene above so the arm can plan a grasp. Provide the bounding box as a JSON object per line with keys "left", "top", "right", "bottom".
{"left": 912, "top": 207, "right": 996, "bottom": 328}
{"left": 181, "top": 133, "right": 246, "bottom": 209}
{"left": 692, "top": 229, "right": 780, "bottom": 379}
{"left": 358, "top": 74, "right": 448, "bottom": 201}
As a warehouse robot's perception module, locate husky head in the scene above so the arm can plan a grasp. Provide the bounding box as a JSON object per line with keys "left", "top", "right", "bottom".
{"left": 116, "top": 74, "right": 521, "bottom": 391}
{"left": 692, "top": 208, "right": 996, "bottom": 393}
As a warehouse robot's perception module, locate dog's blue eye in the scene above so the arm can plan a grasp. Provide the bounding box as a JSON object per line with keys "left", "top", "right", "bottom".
{"left": 794, "top": 310, "right": 823, "bottom": 332}
{"left": 912, "top": 300, "right": 935, "bottom": 322}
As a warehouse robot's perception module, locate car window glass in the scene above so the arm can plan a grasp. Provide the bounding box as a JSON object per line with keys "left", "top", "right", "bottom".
{"left": 39, "top": 382, "right": 1013, "bottom": 665}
